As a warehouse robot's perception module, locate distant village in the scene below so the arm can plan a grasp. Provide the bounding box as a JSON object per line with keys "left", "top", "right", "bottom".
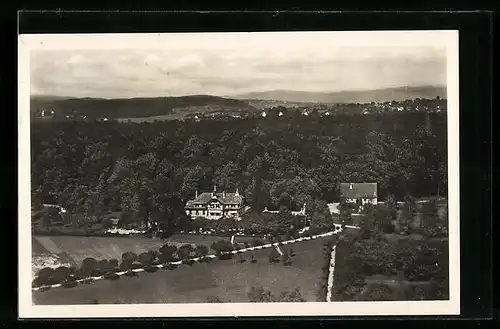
{"left": 32, "top": 97, "right": 446, "bottom": 123}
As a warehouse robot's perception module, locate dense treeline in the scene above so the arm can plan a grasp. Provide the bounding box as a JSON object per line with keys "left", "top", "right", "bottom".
{"left": 31, "top": 111, "right": 447, "bottom": 229}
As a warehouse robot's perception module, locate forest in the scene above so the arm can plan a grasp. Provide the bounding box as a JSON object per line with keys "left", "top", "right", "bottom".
{"left": 31, "top": 110, "right": 447, "bottom": 232}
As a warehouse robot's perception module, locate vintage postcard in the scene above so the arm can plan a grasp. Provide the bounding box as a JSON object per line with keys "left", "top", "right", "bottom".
{"left": 18, "top": 30, "right": 459, "bottom": 318}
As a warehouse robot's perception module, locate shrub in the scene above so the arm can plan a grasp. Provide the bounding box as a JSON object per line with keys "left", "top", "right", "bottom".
{"left": 50, "top": 266, "right": 72, "bottom": 283}
{"left": 278, "top": 287, "right": 306, "bottom": 302}
{"left": 248, "top": 286, "right": 277, "bottom": 302}
{"left": 121, "top": 252, "right": 138, "bottom": 264}
{"left": 37, "top": 267, "right": 55, "bottom": 279}
{"left": 81, "top": 257, "right": 99, "bottom": 276}
{"left": 101, "top": 218, "right": 114, "bottom": 230}
{"left": 123, "top": 270, "right": 139, "bottom": 277}
{"left": 138, "top": 251, "right": 156, "bottom": 266}
{"left": 177, "top": 244, "right": 194, "bottom": 260}
{"left": 104, "top": 272, "right": 120, "bottom": 280}
{"left": 268, "top": 249, "right": 281, "bottom": 263}
{"left": 32, "top": 276, "right": 45, "bottom": 288}
{"left": 109, "top": 259, "right": 119, "bottom": 268}
{"left": 182, "top": 259, "right": 195, "bottom": 266}
{"left": 61, "top": 280, "right": 78, "bottom": 288}
{"left": 252, "top": 238, "right": 265, "bottom": 247}
{"left": 249, "top": 255, "right": 257, "bottom": 263}
{"left": 211, "top": 239, "right": 234, "bottom": 254}
{"left": 289, "top": 248, "right": 296, "bottom": 257}
{"left": 131, "top": 261, "right": 143, "bottom": 270}
{"left": 98, "top": 260, "right": 113, "bottom": 274}
{"left": 164, "top": 264, "right": 178, "bottom": 270}
{"left": 206, "top": 296, "right": 223, "bottom": 303}
{"left": 217, "top": 252, "right": 233, "bottom": 260}
{"left": 196, "top": 244, "right": 209, "bottom": 256}
{"left": 80, "top": 278, "right": 93, "bottom": 284}
{"left": 283, "top": 255, "right": 293, "bottom": 266}
{"left": 238, "top": 254, "right": 246, "bottom": 263}
{"left": 244, "top": 242, "right": 251, "bottom": 249}
{"left": 144, "top": 265, "right": 159, "bottom": 273}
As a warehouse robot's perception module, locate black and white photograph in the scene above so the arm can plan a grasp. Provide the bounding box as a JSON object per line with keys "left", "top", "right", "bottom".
{"left": 18, "top": 31, "right": 459, "bottom": 317}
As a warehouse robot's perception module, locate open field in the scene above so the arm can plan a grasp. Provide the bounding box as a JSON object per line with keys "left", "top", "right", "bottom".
{"left": 32, "top": 234, "right": 233, "bottom": 268}
{"left": 33, "top": 237, "right": 327, "bottom": 304}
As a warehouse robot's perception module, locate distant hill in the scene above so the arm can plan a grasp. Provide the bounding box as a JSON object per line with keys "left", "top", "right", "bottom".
{"left": 30, "top": 95, "right": 258, "bottom": 120}
{"left": 234, "top": 86, "right": 447, "bottom": 104}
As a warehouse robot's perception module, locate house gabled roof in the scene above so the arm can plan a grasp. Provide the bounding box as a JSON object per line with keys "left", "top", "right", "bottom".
{"left": 185, "top": 192, "right": 243, "bottom": 207}
{"left": 340, "top": 183, "right": 377, "bottom": 199}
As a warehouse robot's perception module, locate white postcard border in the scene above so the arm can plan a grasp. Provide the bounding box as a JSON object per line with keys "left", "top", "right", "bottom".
{"left": 18, "top": 30, "right": 460, "bottom": 318}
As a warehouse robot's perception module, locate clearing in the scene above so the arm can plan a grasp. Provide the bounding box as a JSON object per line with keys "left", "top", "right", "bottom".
{"left": 32, "top": 237, "right": 327, "bottom": 304}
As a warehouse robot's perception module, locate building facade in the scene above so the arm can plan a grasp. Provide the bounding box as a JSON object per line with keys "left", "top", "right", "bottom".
{"left": 185, "top": 186, "right": 244, "bottom": 220}
{"left": 340, "top": 183, "right": 378, "bottom": 207}
{"left": 262, "top": 203, "right": 307, "bottom": 216}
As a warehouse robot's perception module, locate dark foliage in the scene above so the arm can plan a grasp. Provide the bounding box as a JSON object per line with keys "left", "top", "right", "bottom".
{"left": 31, "top": 111, "right": 446, "bottom": 232}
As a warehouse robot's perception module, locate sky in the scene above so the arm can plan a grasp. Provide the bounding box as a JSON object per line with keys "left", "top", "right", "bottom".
{"left": 29, "top": 32, "right": 448, "bottom": 99}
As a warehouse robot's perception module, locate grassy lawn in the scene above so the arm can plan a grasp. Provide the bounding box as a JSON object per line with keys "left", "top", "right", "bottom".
{"left": 32, "top": 238, "right": 327, "bottom": 304}
{"left": 32, "top": 234, "right": 229, "bottom": 267}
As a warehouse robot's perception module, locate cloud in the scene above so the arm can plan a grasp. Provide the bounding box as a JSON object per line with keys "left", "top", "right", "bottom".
{"left": 30, "top": 43, "right": 446, "bottom": 98}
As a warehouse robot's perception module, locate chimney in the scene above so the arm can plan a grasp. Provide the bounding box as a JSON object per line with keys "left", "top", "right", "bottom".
{"left": 235, "top": 188, "right": 239, "bottom": 196}
{"left": 223, "top": 191, "right": 226, "bottom": 198}
{"left": 195, "top": 190, "right": 198, "bottom": 198}
{"left": 350, "top": 183, "right": 353, "bottom": 190}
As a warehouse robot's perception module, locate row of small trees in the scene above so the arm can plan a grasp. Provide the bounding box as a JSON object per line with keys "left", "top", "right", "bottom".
{"left": 34, "top": 237, "right": 279, "bottom": 288}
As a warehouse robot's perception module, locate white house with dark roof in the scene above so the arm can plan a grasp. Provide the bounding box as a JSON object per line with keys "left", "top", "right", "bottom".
{"left": 340, "top": 183, "right": 378, "bottom": 207}
{"left": 185, "top": 185, "right": 244, "bottom": 220}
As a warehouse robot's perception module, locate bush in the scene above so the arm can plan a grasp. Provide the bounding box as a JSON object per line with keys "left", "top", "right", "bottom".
{"left": 51, "top": 266, "right": 72, "bottom": 283}
{"left": 268, "top": 249, "right": 281, "bottom": 263}
{"left": 104, "top": 272, "right": 120, "bottom": 280}
{"left": 144, "top": 265, "right": 159, "bottom": 273}
{"left": 123, "top": 270, "right": 139, "bottom": 277}
{"left": 37, "top": 267, "right": 55, "bottom": 279}
{"left": 182, "top": 259, "right": 195, "bottom": 266}
{"left": 121, "top": 252, "right": 138, "bottom": 264}
{"left": 109, "top": 258, "right": 119, "bottom": 268}
{"left": 138, "top": 251, "right": 156, "bottom": 266}
{"left": 120, "top": 252, "right": 138, "bottom": 270}
{"left": 206, "top": 296, "right": 224, "bottom": 303}
{"left": 211, "top": 240, "right": 234, "bottom": 254}
{"left": 249, "top": 255, "right": 257, "bottom": 263}
{"left": 72, "top": 269, "right": 86, "bottom": 280}
{"left": 61, "top": 280, "right": 78, "bottom": 288}
{"left": 98, "top": 260, "right": 113, "bottom": 273}
{"left": 252, "top": 238, "right": 265, "bottom": 247}
{"left": 283, "top": 255, "right": 293, "bottom": 266}
{"left": 101, "top": 218, "right": 114, "bottom": 230}
{"left": 196, "top": 244, "right": 209, "bottom": 256}
{"left": 81, "top": 257, "right": 99, "bottom": 276}
{"left": 177, "top": 244, "right": 193, "bottom": 260}
{"left": 131, "top": 261, "right": 143, "bottom": 270}
{"left": 289, "top": 248, "right": 296, "bottom": 257}
{"left": 80, "top": 278, "right": 94, "bottom": 284}
{"left": 217, "top": 252, "right": 233, "bottom": 260}
{"left": 164, "top": 264, "right": 178, "bottom": 270}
